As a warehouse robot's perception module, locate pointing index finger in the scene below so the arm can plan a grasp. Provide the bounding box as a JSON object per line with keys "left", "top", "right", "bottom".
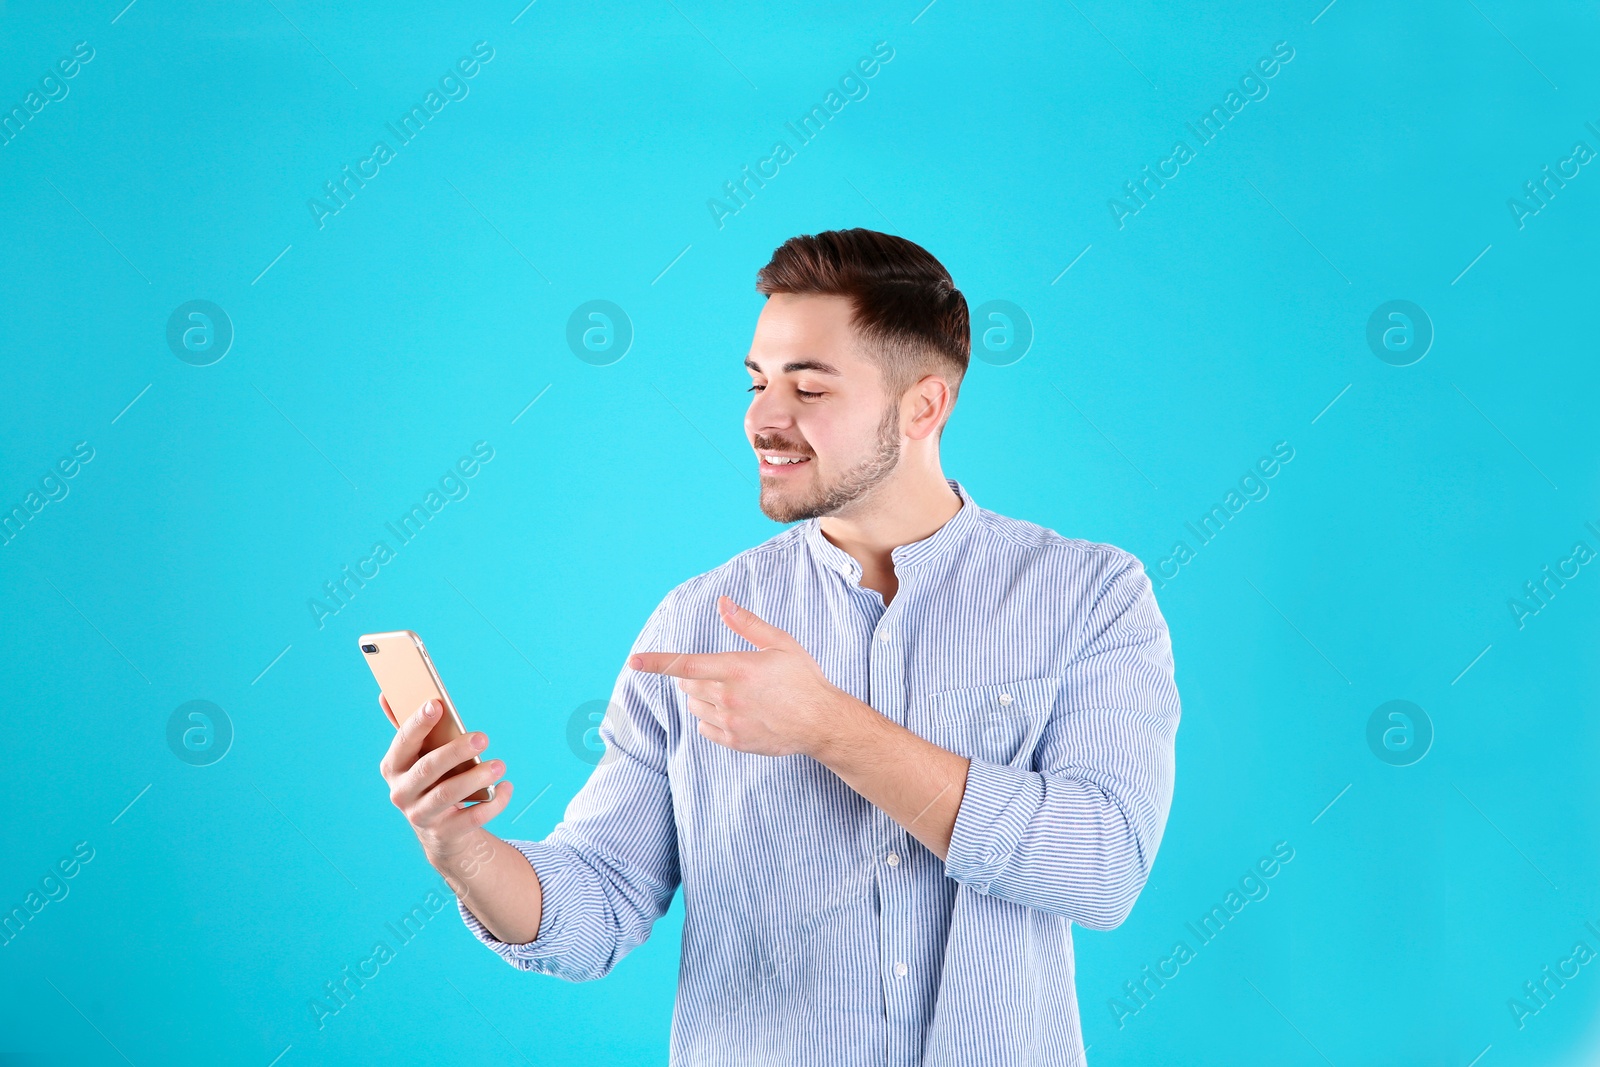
{"left": 629, "top": 651, "right": 721, "bottom": 679}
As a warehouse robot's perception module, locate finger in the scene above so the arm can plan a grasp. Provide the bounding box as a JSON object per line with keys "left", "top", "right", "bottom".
{"left": 466, "top": 779, "right": 515, "bottom": 826}
{"left": 404, "top": 731, "right": 489, "bottom": 801}
{"left": 675, "top": 678, "right": 720, "bottom": 703}
{"left": 378, "top": 693, "right": 398, "bottom": 728}
{"left": 415, "top": 759, "right": 505, "bottom": 822}
{"left": 380, "top": 698, "right": 442, "bottom": 780}
{"left": 696, "top": 719, "right": 732, "bottom": 746}
{"left": 716, "top": 595, "right": 794, "bottom": 651}
{"left": 629, "top": 651, "right": 727, "bottom": 679}
{"left": 683, "top": 695, "right": 725, "bottom": 729}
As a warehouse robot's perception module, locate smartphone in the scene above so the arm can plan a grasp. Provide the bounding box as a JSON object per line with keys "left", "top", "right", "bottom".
{"left": 359, "top": 630, "right": 494, "bottom": 804}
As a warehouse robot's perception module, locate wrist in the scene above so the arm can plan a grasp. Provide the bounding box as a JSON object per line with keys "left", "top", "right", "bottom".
{"left": 424, "top": 827, "right": 485, "bottom": 873}
{"left": 806, "top": 689, "right": 877, "bottom": 766}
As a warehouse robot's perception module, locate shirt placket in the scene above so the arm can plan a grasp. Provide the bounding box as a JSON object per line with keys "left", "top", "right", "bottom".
{"left": 858, "top": 579, "right": 921, "bottom": 1067}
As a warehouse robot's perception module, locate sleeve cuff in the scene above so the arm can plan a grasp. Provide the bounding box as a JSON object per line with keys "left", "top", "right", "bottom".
{"left": 944, "top": 758, "right": 1044, "bottom": 891}
{"left": 456, "top": 839, "right": 581, "bottom": 968}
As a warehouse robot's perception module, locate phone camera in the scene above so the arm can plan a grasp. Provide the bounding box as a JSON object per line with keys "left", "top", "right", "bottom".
{"left": 361, "top": 643, "right": 378, "bottom": 654}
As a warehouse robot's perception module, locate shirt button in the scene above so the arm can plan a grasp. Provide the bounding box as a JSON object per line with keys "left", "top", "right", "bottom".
{"left": 998, "top": 693, "right": 1013, "bottom": 706}
{"left": 893, "top": 962, "right": 908, "bottom": 978}
{"left": 877, "top": 629, "right": 892, "bottom": 642}
{"left": 886, "top": 851, "right": 900, "bottom": 867}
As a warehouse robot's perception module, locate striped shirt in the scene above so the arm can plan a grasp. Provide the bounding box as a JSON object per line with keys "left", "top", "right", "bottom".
{"left": 459, "top": 477, "right": 1181, "bottom": 1066}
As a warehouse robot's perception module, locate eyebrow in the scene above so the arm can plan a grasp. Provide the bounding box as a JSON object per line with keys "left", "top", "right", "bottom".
{"left": 744, "top": 357, "right": 843, "bottom": 376}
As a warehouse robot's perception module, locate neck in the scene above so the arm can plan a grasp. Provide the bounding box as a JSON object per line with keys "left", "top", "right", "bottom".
{"left": 818, "top": 462, "right": 962, "bottom": 600}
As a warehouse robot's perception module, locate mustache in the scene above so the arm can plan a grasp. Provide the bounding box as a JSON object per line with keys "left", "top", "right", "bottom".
{"left": 752, "top": 434, "right": 813, "bottom": 457}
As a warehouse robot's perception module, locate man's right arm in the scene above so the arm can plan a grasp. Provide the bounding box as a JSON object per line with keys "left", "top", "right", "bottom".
{"left": 378, "top": 696, "right": 544, "bottom": 941}
{"left": 433, "top": 820, "right": 546, "bottom": 945}
{"left": 378, "top": 602, "right": 683, "bottom": 981}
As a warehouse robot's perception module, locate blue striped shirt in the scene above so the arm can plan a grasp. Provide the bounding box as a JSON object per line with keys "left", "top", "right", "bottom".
{"left": 459, "top": 478, "right": 1180, "bottom": 1065}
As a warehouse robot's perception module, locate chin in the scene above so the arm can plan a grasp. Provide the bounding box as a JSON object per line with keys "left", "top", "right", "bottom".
{"left": 758, "top": 482, "right": 825, "bottom": 524}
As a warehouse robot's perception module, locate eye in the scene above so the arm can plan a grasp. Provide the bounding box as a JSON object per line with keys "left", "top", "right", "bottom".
{"left": 746, "top": 383, "right": 822, "bottom": 398}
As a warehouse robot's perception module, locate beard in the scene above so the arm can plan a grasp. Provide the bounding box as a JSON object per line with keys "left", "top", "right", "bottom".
{"left": 756, "top": 403, "right": 901, "bottom": 524}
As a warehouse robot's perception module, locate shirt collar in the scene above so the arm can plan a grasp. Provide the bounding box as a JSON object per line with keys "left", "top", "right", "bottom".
{"left": 802, "top": 478, "right": 980, "bottom": 584}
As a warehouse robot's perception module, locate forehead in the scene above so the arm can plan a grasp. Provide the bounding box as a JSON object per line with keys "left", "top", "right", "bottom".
{"left": 746, "top": 293, "right": 873, "bottom": 377}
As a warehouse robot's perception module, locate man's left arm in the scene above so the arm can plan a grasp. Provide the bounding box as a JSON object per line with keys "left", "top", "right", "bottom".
{"left": 629, "top": 559, "right": 1179, "bottom": 930}
{"left": 824, "top": 558, "right": 1180, "bottom": 930}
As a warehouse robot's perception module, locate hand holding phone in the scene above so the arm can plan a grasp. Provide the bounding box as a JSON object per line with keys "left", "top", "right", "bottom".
{"left": 364, "top": 631, "right": 514, "bottom": 862}
{"left": 363, "top": 630, "right": 494, "bottom": 803}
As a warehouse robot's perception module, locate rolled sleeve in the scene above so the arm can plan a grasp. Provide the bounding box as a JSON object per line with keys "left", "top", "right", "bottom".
{"left": 942, "top": 553, "right": 1180, "bottom": 930}
{"left": 457, "top": 839, "right": 605, "bottom": 971}
{"left": 944, "top": 758, "right": 1042, "bottom": 890}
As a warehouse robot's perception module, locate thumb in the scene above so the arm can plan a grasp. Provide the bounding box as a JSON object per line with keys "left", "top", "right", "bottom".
{"left": 717, "top": 595, "right": 793, "bottom": 651}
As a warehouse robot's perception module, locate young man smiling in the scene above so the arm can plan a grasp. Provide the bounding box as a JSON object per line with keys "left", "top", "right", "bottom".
{"left": 379, "top": 229, "right": 1181, "bottom": 1065}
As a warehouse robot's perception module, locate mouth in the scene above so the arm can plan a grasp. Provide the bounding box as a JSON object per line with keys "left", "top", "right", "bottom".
{"left": 757, "top": 451, "right": 812, "bottom": 476}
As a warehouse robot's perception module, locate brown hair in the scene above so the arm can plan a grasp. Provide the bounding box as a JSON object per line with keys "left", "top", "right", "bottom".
{"left": 755, "top": 229, "right": 969, "bottom": 424}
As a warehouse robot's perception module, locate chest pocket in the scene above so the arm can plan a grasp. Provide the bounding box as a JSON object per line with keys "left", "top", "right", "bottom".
{"left": 925, "top": 675, "right": 1061, "bottom": 769}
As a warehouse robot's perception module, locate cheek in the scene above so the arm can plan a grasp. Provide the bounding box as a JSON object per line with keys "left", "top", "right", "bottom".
{"left": 792, "top": 402, "right": 857, "bottom": 454}
{"left": 813, "top": 400, "right": 887, "bottom": 458}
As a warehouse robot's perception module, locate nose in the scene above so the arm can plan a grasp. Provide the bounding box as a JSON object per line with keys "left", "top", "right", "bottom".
{"left": 745, "top": 382, "right": 798, "bottom": 439}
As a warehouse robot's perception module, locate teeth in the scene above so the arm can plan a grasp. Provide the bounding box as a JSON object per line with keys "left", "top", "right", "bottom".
{"left": 763, "top": 455, "right": 807, "bottom": 465}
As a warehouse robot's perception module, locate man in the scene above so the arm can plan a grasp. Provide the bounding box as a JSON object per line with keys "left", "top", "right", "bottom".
{"left": 379, "top": 228, "right": 1180, "bottom": 1065}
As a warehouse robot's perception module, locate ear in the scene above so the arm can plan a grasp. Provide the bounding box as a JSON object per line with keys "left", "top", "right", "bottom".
{"left": 903, "top": 373, "right": 954, "bottom": 442}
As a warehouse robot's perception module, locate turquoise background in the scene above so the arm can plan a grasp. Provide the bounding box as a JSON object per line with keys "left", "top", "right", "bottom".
{"left": 2, "top": 0, "right": 1596, "bottom": 1063}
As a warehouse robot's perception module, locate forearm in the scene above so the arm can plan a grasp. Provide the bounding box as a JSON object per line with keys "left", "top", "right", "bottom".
{"left": 811, "top": 694, "right": 971, "bottom": 861}
{"left": 943, "top": 757, "right": 1158, "bottom": 927}
{"left": 811, "top": 695, "right": 1165, "bottom": 927}
{"left": 431, "top": 828, "right": 544, "bottom": 945}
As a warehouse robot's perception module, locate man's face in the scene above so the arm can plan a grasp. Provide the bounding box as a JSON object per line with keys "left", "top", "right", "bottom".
{"left": 744, "top": 293, "right": 903, "bottom": 523}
